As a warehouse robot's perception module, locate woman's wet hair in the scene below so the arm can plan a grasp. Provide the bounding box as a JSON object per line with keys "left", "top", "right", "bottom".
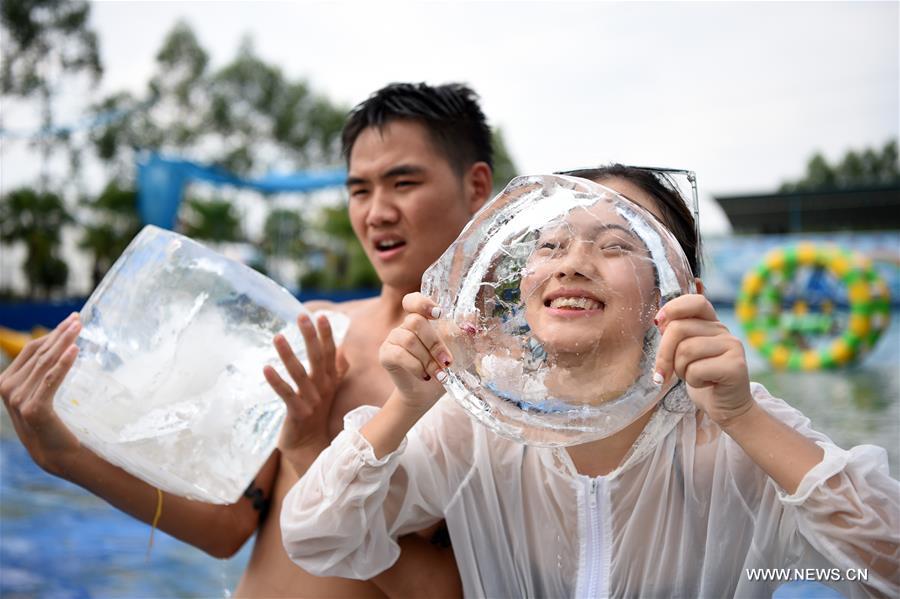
{"left": 558, "top": 164, "right": 702, "bottom": 276}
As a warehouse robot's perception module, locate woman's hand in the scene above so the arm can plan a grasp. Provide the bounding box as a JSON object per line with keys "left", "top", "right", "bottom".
{"left": 379, "top": 293, "right": 453, "bottom": 412}
{"left": 653, "top": 294, "right": 754, "bottom": 427}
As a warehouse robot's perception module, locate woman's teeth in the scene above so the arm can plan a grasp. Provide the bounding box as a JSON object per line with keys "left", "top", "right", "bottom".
{"left": 548, "top": 297, "right": 602, "bottom": 310}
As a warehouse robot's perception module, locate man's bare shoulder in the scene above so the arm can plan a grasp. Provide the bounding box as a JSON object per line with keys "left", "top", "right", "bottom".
{"left": 302, "top": 297, "right": 381, "bottom": 320}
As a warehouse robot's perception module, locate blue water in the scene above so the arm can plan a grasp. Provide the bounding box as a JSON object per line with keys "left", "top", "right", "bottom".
{"left": 1, "top": 309, "right": 898, "bottom": 598}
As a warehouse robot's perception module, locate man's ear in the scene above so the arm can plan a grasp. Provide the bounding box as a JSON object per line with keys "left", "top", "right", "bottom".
{"left": 694, "top": 277, "right": 706, "bottom": 295}
{"left": 464, "top": 162, "right": 493, "bottom": 215}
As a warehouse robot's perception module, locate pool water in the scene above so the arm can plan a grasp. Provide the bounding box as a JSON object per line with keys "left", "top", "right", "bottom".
{"left": 1, "top": 309, "right": 898, "bottom": 598}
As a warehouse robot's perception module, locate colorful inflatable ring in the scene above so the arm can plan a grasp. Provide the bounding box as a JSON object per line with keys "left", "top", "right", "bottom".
{"left": 736, "top": 243, "right": 891, "bottom": 370}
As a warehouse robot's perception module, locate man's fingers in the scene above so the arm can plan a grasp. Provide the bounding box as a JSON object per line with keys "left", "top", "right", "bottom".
{"left": 274, "top": 334, "right": 311, "bottom": 390}
{"left": 335, "top": 348, "right": 350, "bottom": 380}
{"left": 314, "top": 314, "right": 337, "bottom": 381}
{"left": 297, "top": 314, "right": 325, "bottom": 380}
{"left": 263, "top": 366, "right": 298, "bottom": 402}
{"left": 402, "top": 292, "right": 441, "bottom": 320}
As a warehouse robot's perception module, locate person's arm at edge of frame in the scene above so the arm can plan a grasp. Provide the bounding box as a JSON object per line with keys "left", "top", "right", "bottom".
{"left": 653, "top": 294, "right": 824, "bottom": 493}
{"left": 0, "top": 313, "right": 274, "bottom": 558}
{"left": 654, "top": 293, "right": 897, "bottom": 585}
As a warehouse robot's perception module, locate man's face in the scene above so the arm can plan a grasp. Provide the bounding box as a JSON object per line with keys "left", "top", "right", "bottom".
{"left": 346, "top": 120, "right": 477, "bottom": 292}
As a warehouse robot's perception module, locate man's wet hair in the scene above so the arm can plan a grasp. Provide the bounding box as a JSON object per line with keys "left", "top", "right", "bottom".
{"left": 559, "top": 165, "right": 702, "bottom": 276}
{"left": 341, "top": 82, "right": 494, "bottom": 176}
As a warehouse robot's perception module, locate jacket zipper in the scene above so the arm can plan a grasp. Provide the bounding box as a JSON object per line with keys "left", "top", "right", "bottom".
{"left": 578, "top": 476, "right": 607, "bottom": 598}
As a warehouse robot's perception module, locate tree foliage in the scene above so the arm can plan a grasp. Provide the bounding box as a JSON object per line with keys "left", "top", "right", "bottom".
{"left": 1, "top": 0, "right": 102, "bottom": 187}
{"left": 780, "top": 140, "right": 899, "bottom": 192}
{"left": 78, "top": 183, "right": 141, "bottom": 287}
{"left": 0, "top": 187, "right": 73, "bottom": 297}
{"left": 300, "top": 206, "right": 379, "bottom": 291}
{"left": 181, "top": 198, "right": 243, "bottom": 242}
{"left": 89, "top": 23, "right": 347, "bottom": 180}
{"left": 1, "top": 0, "right": 101, "bottom": 96}
{"left": 262, "top": 209, "right": 305, "bottom": 257}
{"left": 491, "top": 128, "right": 519, "bottom": 192}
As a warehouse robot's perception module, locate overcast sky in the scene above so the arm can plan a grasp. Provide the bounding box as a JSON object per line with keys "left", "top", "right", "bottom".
{"left": 1, "top": 1, "right": 897, "bottom": 234}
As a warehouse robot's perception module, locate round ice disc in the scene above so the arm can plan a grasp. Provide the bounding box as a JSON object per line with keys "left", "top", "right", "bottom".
{"left": 421, "top": 174, "right": 696, "bottom": 446}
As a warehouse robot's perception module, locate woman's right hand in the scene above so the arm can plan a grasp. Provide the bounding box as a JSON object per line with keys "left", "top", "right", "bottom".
{"left": 379, "top": 293, "right": 453, "bottom": 411}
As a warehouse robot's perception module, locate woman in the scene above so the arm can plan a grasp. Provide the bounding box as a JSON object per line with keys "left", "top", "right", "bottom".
{"left": 280, "top": 166, "right": 898, "bottom": 597}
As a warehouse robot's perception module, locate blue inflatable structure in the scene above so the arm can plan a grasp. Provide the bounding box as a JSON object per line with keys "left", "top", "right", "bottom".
{"left": 136, "top": 152, "right": 346, "bottom": 229}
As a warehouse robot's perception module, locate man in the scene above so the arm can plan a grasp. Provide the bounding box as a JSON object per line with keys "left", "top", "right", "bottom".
{"left": 0, "top": 82, "right": 495, "bottom": 598}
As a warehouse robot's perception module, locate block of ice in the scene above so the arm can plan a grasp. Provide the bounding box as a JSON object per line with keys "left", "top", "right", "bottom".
{"left": 54, "top": 226, "right": 348, "bottom": 504}
{"left": 422, "top": 175, "right": 695, "bottom": 446}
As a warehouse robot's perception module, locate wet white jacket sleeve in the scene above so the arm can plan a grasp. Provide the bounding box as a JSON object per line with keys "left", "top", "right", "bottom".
{"left": 769, "top": 393, "right": 899, "bottom": 591}
{"left": 280, "top": 396, "right": 473, "bottom": 579}
{"left": 729, "top": 385, "right": 900, "bottom": 596}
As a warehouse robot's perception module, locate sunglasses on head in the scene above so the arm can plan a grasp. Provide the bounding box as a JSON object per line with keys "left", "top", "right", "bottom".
{"left": 553, "top": 164, "right": 700, "bottom": 250}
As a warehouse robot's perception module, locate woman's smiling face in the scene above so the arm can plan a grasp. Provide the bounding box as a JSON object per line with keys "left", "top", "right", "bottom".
{"left": 518, "top": 193, "right": 660, "bottom": 357}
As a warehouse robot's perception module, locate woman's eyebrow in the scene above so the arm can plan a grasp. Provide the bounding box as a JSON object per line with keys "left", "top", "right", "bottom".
{"left": 536, "top": 223, "right": 639, "bottom": 243}
{"left": 584, "top": 223, "right": 639, "bottom": 241}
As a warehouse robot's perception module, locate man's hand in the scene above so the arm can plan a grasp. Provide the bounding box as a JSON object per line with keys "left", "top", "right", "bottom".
{"left": 263, "top": 313, "right": 348, "bottom": 469}
{"left": 0, "top": 313, "right": 83, "bottom": 478}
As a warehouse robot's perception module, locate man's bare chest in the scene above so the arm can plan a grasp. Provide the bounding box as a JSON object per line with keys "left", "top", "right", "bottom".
{"left": 327, "top": 330, "right": 396, "bottom": 438}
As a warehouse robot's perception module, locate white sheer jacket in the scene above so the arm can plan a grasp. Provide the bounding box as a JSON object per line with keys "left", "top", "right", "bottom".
{"left": 280, "top": 383, "right": 899, "bottom": 598}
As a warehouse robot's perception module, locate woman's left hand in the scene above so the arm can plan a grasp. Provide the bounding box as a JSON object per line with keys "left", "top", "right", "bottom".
{"left": 654, "top": 294, "right": 754, "bottom": 427}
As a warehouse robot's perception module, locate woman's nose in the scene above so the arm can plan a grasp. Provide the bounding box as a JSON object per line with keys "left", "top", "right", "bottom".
{"left": 554, "top": 241, "right": 596, "bottom": 279}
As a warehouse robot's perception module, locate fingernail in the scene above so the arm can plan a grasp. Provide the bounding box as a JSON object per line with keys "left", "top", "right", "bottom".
{"left": 654, "top": 312, "right": 664, "bottom": 327}
{"left": 431, "top": 306, "right": 442, "bottom": 319}
{"left": 438, "top": 352, "right": 452, "bottom": 367}
{"left": 436, "top": 370, "right": 447, "bottom": 382}
{"left": 652, "top": 371, "right": 664, "bottom": 385}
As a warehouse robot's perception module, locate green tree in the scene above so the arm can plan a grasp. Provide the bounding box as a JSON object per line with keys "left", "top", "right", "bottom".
{"left": 262, "top": 208, "right": 305, "bottom": 257}
{"left": 79, "top": 182, "right": 141, "bottom": 287}
{"left": 491, "top": 128, "right": 519, "bottom": 193}
{"left": 780, "top": 140, "right": 899, "bottom": 192}
{"left": 300, "top": 205, "right": 379, "bottom": 291}
{"left": 1, "top": 0, "right": 102, "bottom": 188}
{"left": 90, "top": 24, "right": 347, "bottom": 180}
{"left": 0, "top": 187, "right": 72, "bottom": 297}
{"left": 181, "top": 198, "right": 243, "bottom": 242}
